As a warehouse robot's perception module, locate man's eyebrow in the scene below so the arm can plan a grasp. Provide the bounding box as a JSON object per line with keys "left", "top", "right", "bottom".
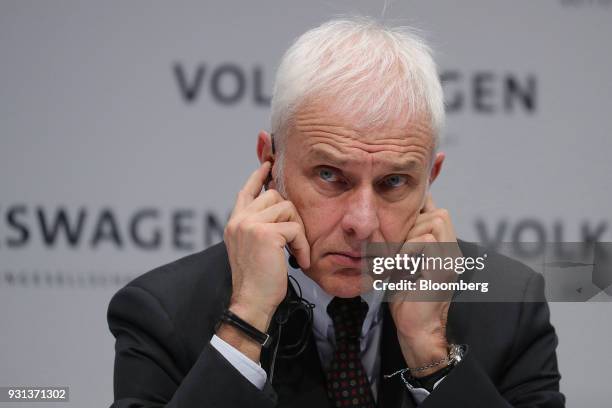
{"left": 306, "top": 146, "right": 422, "bottom": 173}
{"left": 306, "top": 147, "right": 352, "bottom": 167}
{"left": 383, "top": 159, "right": 420, "bottom": 173}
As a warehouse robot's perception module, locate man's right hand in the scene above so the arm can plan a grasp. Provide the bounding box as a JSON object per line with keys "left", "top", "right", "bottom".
{"left": 217, "top": 161, "right": 310, "bottom": 361}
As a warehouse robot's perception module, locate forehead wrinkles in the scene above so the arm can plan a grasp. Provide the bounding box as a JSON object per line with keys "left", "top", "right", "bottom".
{"left": 301, "top": 135, "right": 432, "bottom": 162}
{"left": 293, "top": 111, "right": 434, "bottom": 156}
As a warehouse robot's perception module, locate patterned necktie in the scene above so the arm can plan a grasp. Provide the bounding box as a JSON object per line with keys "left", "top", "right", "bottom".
{"left": 325, "top": 296, "right": 375, "bottom": 408}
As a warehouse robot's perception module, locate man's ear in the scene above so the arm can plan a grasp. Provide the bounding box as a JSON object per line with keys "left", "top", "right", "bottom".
{"left": 257, "top": 131, "right": 277, "bottom": 190}
{"left": 428, "top": 152, "right": 445, "bottom": 185}
{"left": 257, "top": 130, "right": 274, "bottom": 164}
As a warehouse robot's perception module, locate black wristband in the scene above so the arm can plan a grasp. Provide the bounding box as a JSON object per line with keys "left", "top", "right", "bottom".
{"left": 218, "top": 308, "right": 273, "bottom": 348}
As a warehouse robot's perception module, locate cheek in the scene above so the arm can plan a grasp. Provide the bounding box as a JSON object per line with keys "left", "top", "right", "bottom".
{"left": 300, "top": 197, "right": 345, "bottom": 244}
{"left": 285, "top": 177, "right": 344, "bottom": 245}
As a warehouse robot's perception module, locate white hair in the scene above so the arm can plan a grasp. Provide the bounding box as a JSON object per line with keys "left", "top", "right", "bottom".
{"left": 270, "top": 16, "right": 445, "bottom": 195}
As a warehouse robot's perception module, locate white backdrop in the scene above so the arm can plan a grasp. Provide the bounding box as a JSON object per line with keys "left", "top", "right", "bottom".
{"left": 1, "top": 0, "right": 611, "bottom": 406}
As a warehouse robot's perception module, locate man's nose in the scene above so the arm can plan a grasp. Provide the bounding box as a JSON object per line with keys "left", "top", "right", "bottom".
{"left": 340, "top": 186, "right": 380, "bottom": 241}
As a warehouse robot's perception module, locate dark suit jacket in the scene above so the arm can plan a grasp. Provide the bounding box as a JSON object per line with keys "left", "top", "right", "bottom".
{"left": 107, "top": 241, "right": 565, "bottom": 407}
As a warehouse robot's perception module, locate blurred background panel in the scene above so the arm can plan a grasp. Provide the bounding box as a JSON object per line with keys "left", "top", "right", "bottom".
{"left": 0, "top": 1, "right": 610, "bottom": 406}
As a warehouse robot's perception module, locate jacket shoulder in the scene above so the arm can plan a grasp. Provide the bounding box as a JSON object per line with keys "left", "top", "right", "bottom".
{"left": 127, "top": 241, "right": 230, "bottom": 300}
{"left": 458, "top": 239, "right": 541, "bottom": 298}
{"left": 110, "top": 241, "right": 232, "bottom": 357}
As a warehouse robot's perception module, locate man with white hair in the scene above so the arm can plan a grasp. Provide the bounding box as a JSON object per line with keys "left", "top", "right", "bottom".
{"left": 108, "top": 18, "right": 564, "bottom": 407}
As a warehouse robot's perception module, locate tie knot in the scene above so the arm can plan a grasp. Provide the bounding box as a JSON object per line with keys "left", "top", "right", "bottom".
{"left": 327, "top": 297, "right": 368, "bottom": 341}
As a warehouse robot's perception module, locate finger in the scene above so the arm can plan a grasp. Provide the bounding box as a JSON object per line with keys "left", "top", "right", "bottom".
{"left": 401, "top": 233, "right": 436, "bottom": 258}
{"left": 235, "top": 161, "right": 272, "bottom": 212}
{"left": 232, "top": 194, "right": 304, "bottom": 236}
{"left": 249, "top": 200, "right": 306, "bottom": 231}
{"left": 407, "top": 209, "right": 453, "bottom": 241}
{"left": 268, "top": 222, "right": 311, "bottom": 269}
{"left": 405, "top": 234, "right": 457, "bottom": 283}
{"left": 244, "top": 189, "right": 285, "bottom": 213}
{"left": 406, "top": 216, "right": 447, "bottom": 241}
{"left": 396, "top": 235, "right": 431, "bottom": 279}
{"left": 411, "top": 208, "right": 450, "bottom": 225}
{"left": 403, "top": 233, "right": 437, "bottom": 262}
{"left": 420, "top": 192, "right": 437, "bottom": 213}
{"left": 402, "top": 234, "right": 438, "bottom": 280}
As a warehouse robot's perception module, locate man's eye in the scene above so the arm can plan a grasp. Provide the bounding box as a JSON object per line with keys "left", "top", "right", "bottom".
{"left": 382, "top": 175, "right": 407, "bottom": 188}
{"left": 318, "top": 168, "right": 338, "bottom": 182}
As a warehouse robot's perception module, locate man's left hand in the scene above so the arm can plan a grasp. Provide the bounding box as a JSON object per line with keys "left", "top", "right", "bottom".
{"left": 389, "top": 193, "right": 461, "bottom": 377}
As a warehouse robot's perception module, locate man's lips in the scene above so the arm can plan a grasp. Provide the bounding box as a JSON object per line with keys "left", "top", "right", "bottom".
{"left": 326, "top": 251, "right": 373, "bottom": 268}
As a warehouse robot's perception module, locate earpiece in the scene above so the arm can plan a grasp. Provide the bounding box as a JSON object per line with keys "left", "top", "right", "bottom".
{"left": 288, "top": 254, "right": 299, "bottom": 269}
